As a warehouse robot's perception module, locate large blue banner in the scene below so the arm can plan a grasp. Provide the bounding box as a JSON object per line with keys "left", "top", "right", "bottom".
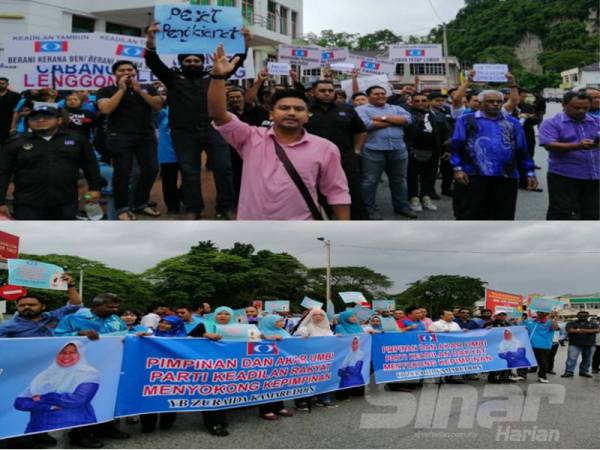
{"left": 115, "top": 335, "right": 372, "bottom": 416}
{"left": 372, "top": 327, "right": 536, "bottom": 383}
{"left": 0, "top": 337, "right": 123, "bottom": 439}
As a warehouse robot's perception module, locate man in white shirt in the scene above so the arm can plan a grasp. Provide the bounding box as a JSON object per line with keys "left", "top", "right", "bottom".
{"left": 429, "top": 310, "right": 462, "bottom": 332}
{"left": 140, "top": 303, "right": 168, "bottom": 330}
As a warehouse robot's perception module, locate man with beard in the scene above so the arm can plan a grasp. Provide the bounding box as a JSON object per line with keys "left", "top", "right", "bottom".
{"left": 145, "top": 22, "right": 251, "bottom": 220}
{"left": 0, "top": 105, "right": 102, "bottom": 220}
{"left": 209, "top": 45, "right": 350, "bottom": 220}
{"left": 0, "top": 77, "right": 21, "bottom": 144}
{"left": 305, "top": 80, "right": 368, "bottom": 219}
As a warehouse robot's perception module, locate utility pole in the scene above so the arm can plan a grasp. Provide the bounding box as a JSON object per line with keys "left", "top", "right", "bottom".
{"left": 317, "top": 237, "right": 331, "bottom": 302}
{"left": 442, "top": 23, "right": 451, "bottom": 90}
{"left": 79, "top": 270, "right": 83, "bottom": 300}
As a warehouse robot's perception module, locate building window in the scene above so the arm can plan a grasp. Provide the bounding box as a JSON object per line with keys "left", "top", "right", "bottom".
{"left": 279, "top": 6, "right": 288, "bottom": 35}
{"left": 291, "top": 11, "right": 298, "bottom": 38}
{"left": 72, "top": 15, "right": 95, "bottom": 33}
{"left": 410, "top": 63, "right": 447, "bottom": 76}
{"left": 189, "top": 0, "right": 212, "bottom": 4}
{"left": 106, "top": 22, "right": 142, "bottom": 37}
{"left": 395, "top": 64, "right": 405, "bottom": 76}
{"left": 267, "top": 1, "right": 277, "bottom": 32}
{"left": 217, "top": 0, "right": 236, "bottom": 5}
{"left": 242, "top": 0, "right": 254, "bottom": 25}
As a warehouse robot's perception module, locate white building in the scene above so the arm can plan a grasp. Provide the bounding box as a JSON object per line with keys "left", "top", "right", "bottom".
{"left": 0, "top": 0, "right": 303, "bottom": 75}
{"left": 561, "top": 63, "right": 600, "bottom": 90}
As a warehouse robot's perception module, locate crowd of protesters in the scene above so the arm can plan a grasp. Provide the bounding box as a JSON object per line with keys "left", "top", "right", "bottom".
{"left": 0, "top": 25, "right": 598, "bottom": 221}
{"left": 1, "top": 279, "right": 598, "bottom": 448}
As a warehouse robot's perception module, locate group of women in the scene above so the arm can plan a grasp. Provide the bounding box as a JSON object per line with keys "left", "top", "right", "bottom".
{"left": 118, "top": 306, "right": 374, "bottom": 437}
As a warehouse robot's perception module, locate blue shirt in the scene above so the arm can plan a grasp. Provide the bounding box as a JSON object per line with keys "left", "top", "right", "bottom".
{"left": 454, "top": 318, "right": 480, "bottom": 330}
{"left": 525, "top": 318, "right": 555, "bottom": 349}
{"left": 402, "top": 319, "right": 426, "bottom": 332}
{"left": 0, "top": 304, "right": 80, "bottom": 337}
{"left": 356, "top": 103, "right": 412, "bottom": 153}
{"left": 183, "top": 317, "right": 202, "bottom": 334}
{"left": 451, "top": 111, "right": 535, "bottom": 179}
{"left": 53, "top": 310, "right": 128, "bottom": 336}
{"left": 158, "top": 108, "right": 177, "bottom": 164}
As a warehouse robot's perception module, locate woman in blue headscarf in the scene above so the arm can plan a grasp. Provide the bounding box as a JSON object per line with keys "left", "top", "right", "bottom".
{"left": 14, "top": 341, "right": 99, "bottom": 434}
{"left": 139, "top": 316, "right": 186, "bottom": 433}
{"left": 187, "top": 306, "right": 237, "bottom": 437}
{"left": 256, "top": 315, "right": 294, "bottom": 420}
{"left": 335, "top": 311, "right": 365, "bottom": 335}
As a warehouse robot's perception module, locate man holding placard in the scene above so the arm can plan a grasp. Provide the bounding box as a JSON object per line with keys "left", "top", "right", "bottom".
{"left": 145, "top": 10, "right": 250, "bottom": 221}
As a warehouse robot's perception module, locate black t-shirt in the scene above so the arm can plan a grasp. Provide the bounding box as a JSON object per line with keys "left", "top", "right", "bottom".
{"left": 0, "top": 91, "right": 21, "bottom": 139}
{"left": 65, "top": 108, "right": 96, "bottom": 139}
{"left": 305, "top": 102, "right": 367, "bottom": 156}
{"left": 240, "top": 104, "right": 272, "bottom": 128}
{"left": 96, "top": 85, "right": 158, "bottom": 134}
{"left": 566, "top": 319, "right": 599, "bottom": 346}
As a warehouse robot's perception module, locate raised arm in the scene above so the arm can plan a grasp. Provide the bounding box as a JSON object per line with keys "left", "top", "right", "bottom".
{"left": 452, "top": 69, "right": 475, "bottom": 110}
{"left": 208, "top": 45, "right": 240, "bottom": 126}
{"left": 144, "top": 22, "right": 175, "bottom": 84}
{"left": 245, "top": 68, "right": 269, "bottom": 107}
{"left": 503, "top": 73, "right": 519, "bottom": 114}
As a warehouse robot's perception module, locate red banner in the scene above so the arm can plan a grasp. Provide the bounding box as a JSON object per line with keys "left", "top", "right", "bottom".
{"left": 485, "top": 289, "right": 523, "bottom": 314}
{"left": 0, "top": 231, "right": 19, "bottom": 260}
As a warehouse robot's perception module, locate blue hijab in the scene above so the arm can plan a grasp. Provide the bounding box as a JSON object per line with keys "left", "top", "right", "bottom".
{"left": 155, "top": 316, "right": 187, "bottom": 337}
{"left": 335, "top": 311, "right": 364, "bottom": 335}
{"left": 205, "top": 306, "right": 235, "bottom": 334}
{"left": 259, "top": 314, "right": 291, "bottom": 339}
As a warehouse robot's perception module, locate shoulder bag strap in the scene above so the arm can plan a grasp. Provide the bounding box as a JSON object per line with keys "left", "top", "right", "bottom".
{"left": 271, "top": 136, "right": 323, "bottom": 221}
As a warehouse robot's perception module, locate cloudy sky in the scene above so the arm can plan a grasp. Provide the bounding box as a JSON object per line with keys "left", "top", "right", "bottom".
{"left": 303, "top": 0, "right": 465, "bottom": 36}
{"left": 2, "top": 222, "right": 599, "bottom": 297}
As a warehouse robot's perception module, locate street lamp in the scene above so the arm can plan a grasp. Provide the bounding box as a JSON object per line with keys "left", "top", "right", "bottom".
{"left": 317, "top": 238, "right": 331, "bottom": 303}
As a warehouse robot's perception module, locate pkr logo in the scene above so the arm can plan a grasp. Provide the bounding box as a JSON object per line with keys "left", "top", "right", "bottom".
{"left": 406, "top": 49, "right": 426, "bottom": 57}
{"left": 116, "top": 45, "right": 145, "bottom": 58}
{"left": 247, "top": 342, "right": 279, "bottom": 355}
{"left": 419, "top": 334, "right": 438, "bottom": 343}
{"left": 34, "top": 41, "right": 69, "bottom": 53}
{"left": 322, "top": 52, "right": 334, "bottom": 60}
{"left": 292, "top": 49, "right": 308, "bottom": 57}
{"left": 361, "top": 61, "right": 380, "bottom": 70}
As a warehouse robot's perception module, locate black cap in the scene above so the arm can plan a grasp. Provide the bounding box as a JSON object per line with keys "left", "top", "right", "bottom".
{"left": 28, "top": 105, "right": 59, "bottom": 118}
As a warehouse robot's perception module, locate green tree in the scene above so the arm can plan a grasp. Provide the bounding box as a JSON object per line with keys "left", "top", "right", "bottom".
{"left": 356, "top": 30, "right": 402, "bottom": 51}
{"left": 393, "top": 275, "right": 487, "bottom": 317}
{"left": 306, "top": 266, "right": 393, "bottom": 312}
{"left": 1, "top": 254, "right": 156, "bottom": 312}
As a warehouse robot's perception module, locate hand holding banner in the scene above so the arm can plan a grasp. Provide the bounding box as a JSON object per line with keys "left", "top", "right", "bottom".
{"left": 372, "top": 300, "right": 395, "bottom": 312}
{"left": 7, "top": 259, "right": 67, "bottom": 291}
{"left": 472, "top": 64, "right": 509, "bottom": 83}
{"left": 338, "top": 292, "right": 366, "bottom": 304}
{"left": 301, "top": 297, "right": 324, "bottom": 310}
{"left": 264, "top": 301, "right": 290, "bottom": 313}
{"left": 154, "top": 4, "right": 245, "bottom": 55}
{"left": 528, "top": 297, "right": 564, "bottom": 313}
{"left": 267, "top": 62, "right": 291, "bottom": 76}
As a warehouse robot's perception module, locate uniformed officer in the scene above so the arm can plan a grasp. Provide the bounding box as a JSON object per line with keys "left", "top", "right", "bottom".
{"left": 0, "top": 105, "right": 102, "bottom": 220}
{"left": 305, "top": 79, "right": 369, "bottom": 220}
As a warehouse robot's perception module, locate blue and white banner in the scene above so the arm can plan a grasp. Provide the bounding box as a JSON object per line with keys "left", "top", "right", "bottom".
{"left": 115, "top": 335, "right": 371, "bottom": 416}
{"left": 371, "top": 327, "right": 536, "bottom": 383}
{"left": 0, "top": 337, "right": 123, "bottom": 439}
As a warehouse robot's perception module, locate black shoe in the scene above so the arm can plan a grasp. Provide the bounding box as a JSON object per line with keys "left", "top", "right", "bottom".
{"left": 592, "top": 369, "right": 599, "bottom": 374}
{"left": 32, "top": 433, "right": 57, "bottom": 447}
{"left": 208, "top": 425, "right": 229, "bottom": 437}
{"left": 561, "top": 373, "right": 574, "bottom": 378}
{"left": 547, "top": 371, "right": 557, "bottom": 375}
{"left": 395, "top": 209, "right": 418, "bottom": 219}
{"left": 69, "top": 436, "right": 104, "bottom": 449}
{"left": 429, "top": 192, "right": 441, "bottom": 200}
{"left": 580, "top": 373, "right": 593, "bottom": 378}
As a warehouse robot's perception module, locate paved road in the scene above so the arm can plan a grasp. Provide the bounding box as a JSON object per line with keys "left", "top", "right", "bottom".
{"left": 377, "top": 103, "right": 562, "bottom": 221}
{"left": 41, "top": 346, "right": 600, "bottom": 449}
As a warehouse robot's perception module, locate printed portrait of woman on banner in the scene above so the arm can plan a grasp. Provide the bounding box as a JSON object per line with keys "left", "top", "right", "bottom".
{"left": 498, "top": 329, "right": 531, "bottom": 368}
{"left": 338, "top": 336, "right": 366, "bottom": 388}
{"left": 14, "top": 341, "right": 100, "bottom": 433}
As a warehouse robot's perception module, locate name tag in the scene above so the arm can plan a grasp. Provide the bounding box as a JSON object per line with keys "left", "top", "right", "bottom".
{"left": 339, "top": 112, "right": 347, "bottom": 117}
{"left": 64, "top": 140, "right": 76, "bottom": 145}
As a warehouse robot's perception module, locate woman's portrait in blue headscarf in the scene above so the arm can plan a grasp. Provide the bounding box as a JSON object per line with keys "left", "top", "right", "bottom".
{"left": 14, "top": 341, "right": 100, "bottom": 434}
{"left": 338, "top": 336, "right": 366, "bottom": 389}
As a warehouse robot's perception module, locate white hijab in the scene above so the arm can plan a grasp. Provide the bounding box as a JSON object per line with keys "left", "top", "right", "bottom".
{"left": 499, "top": 336, "right": 523, "bottom": 354}
{"left": 27, "top": 341, "right": 100, "bottom": 395}
{"left": 341, "top": 338, "right": 365, "bottom": 368}
{"left": 294, "top": 309, "right": 333, "bottom": 337}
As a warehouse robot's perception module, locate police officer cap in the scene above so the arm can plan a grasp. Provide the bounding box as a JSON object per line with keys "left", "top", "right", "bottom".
{"left": 28, "top": 105, "right": 59, "bottom": 118}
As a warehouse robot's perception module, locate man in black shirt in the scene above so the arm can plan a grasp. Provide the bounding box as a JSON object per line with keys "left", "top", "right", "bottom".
{"left": 305, "top": 80, "right": 368, "bottom": 219}
{"left": 144, "top": 22, "right": 250, "bottom": 220}
{"left": 562, "top": 311, "right": 600, "bottom": 378}
{"left": 515, "top": 89, "right": 543, "bottom": 190}
{"left": 0, "top": 105, "right": 102, "bottom": 220}
{"left": 0, "top": 77, "right": 21, "bottom": 144}
{"left": 96, "top": 60, "right": 163, "bottom": 221}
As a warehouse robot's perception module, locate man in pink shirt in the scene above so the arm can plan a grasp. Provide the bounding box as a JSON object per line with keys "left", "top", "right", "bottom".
{"left": 208, "top": 45, "right": 351, "bottom": 221}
